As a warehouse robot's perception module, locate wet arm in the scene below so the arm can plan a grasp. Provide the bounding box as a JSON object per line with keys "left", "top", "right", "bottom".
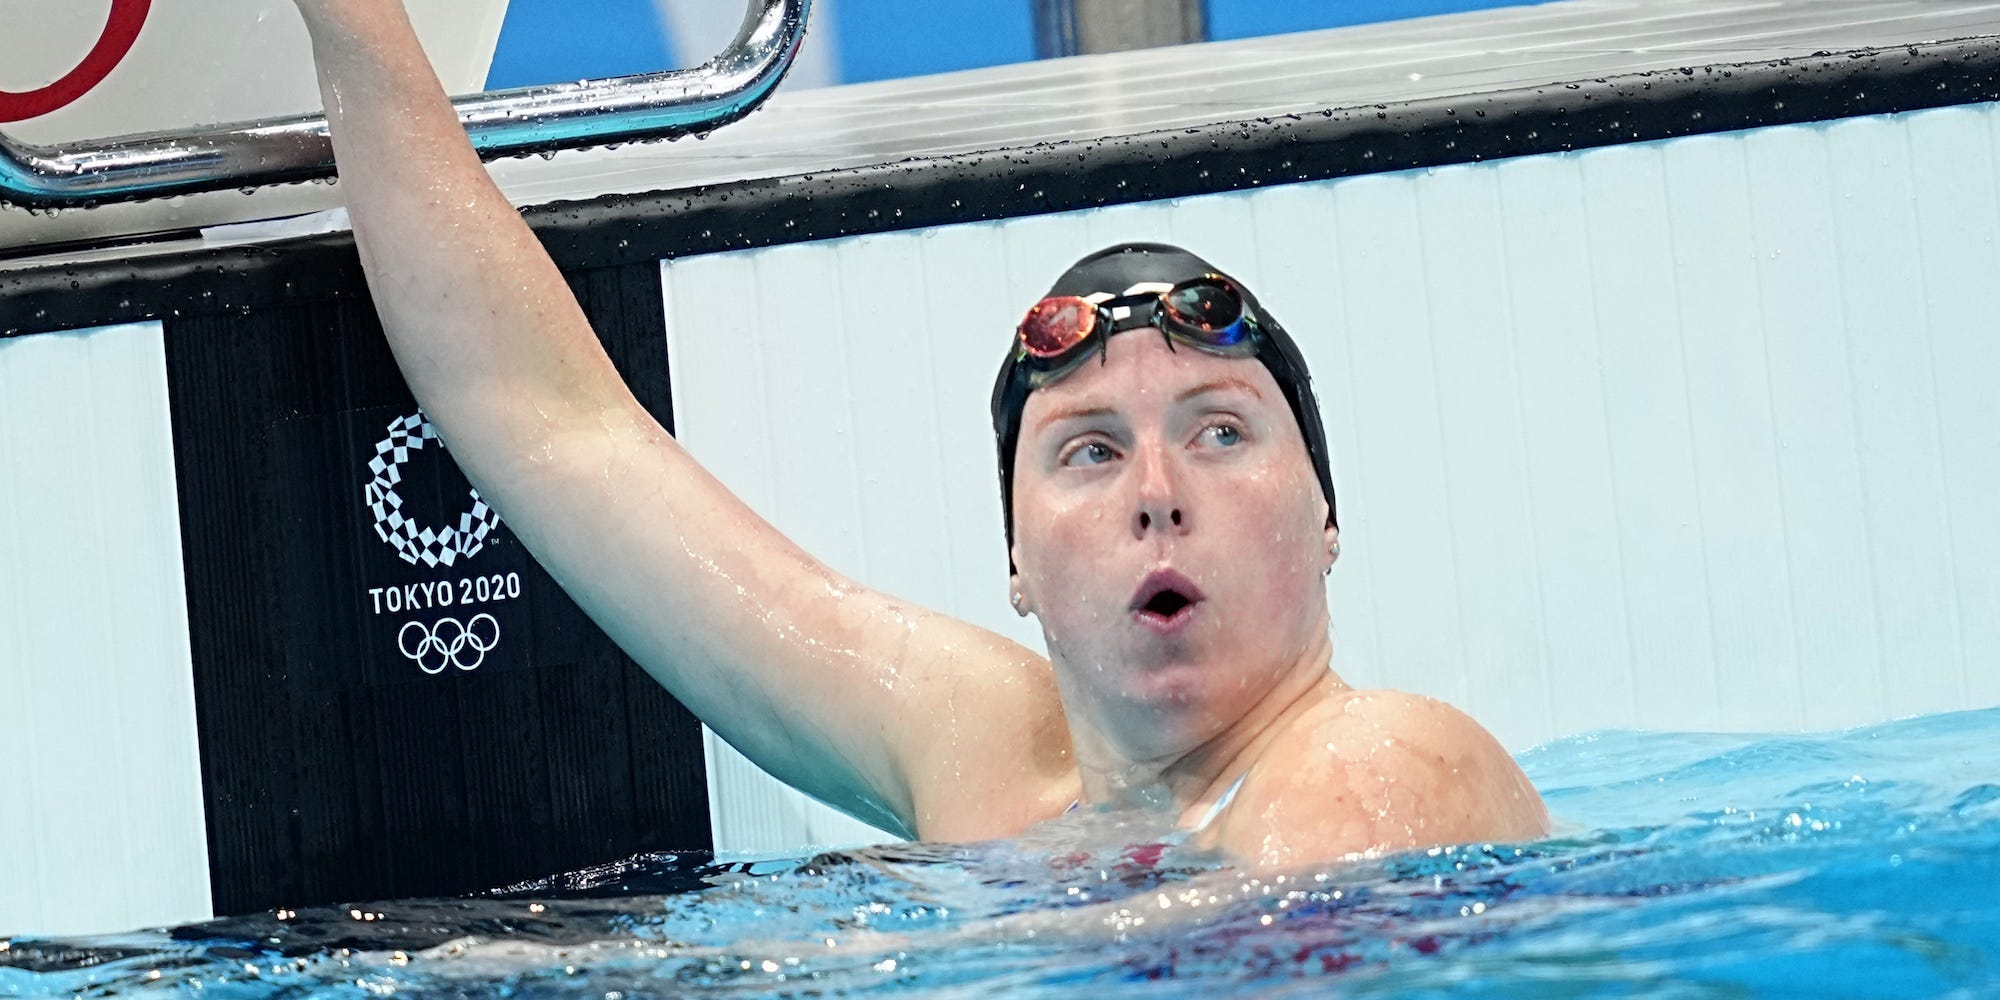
{"left": 293, "top": 0, "right": 626, "bottom": 449}
{"left": 288, "top": 0, "right": 1063, "bottom": 835}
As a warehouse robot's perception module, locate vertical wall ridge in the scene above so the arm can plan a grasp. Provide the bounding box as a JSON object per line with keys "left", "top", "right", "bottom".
{"left": 1899, "top": 117, "right": 1975, "bottom": 715}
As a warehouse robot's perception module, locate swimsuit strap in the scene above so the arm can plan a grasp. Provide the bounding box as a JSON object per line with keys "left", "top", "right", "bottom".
{"left": 1191, "top": 770, "right": 1250, "bottom": 832}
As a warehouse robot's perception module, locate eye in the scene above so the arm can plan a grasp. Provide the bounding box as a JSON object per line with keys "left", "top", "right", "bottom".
{"left": 1061, "top": 441, "right": 1117, "bottom": 467}
{"left": 1201, "top": 423, "right": 1243, "bottom": 447}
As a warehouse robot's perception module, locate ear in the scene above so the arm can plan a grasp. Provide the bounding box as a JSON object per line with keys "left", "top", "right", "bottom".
{"left": 1008, "top": 553, "right": 1034, "bottom": 617}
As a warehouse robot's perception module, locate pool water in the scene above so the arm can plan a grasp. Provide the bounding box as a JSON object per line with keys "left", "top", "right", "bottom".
{"left": 6, "top": 706, "right": 1998, "bottom": 997}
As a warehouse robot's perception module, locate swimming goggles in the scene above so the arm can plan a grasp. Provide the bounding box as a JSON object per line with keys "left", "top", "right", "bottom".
{"left": 1010, "top": 274, "right": 1261, "bottom": 389}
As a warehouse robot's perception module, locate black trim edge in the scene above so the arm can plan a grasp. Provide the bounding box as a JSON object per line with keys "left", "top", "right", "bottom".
{"left": 6, "top": 36, "right": 2000, "bottom": 337}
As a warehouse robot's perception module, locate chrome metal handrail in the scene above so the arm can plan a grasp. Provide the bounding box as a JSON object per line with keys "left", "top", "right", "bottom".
{"left": 0, "top": 0, "right": 809, "bottom": 208}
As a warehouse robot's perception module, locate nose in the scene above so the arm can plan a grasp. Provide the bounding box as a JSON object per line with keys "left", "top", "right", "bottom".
{"left": 1131, "top": 441, "right": 1187, "bottom": 539}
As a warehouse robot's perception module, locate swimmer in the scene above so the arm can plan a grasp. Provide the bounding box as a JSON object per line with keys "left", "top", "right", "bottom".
{"left": 290, "top": 0, "right": 1547, "bottom": 868}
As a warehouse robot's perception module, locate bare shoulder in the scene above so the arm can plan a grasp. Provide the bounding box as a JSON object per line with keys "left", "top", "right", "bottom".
{"left": 1216, "top": 689, "right": 1548, "bottom": 869}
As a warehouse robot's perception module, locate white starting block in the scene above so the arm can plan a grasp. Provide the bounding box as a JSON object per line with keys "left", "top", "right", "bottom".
{"left": 0, "top": 0, "right": 508, "bottom": 144}
{"left": 0, "top": 0, "right": 508, "bottom": 253}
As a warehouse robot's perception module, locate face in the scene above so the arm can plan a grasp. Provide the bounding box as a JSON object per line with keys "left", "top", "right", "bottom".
{"left": 1009, "top": 325, "right": 1337, "bottom": 753}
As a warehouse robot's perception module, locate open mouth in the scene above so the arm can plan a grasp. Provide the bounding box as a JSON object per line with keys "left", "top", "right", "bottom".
{"left": 1131, "top": 569, "right": 1204, "bottom": 633}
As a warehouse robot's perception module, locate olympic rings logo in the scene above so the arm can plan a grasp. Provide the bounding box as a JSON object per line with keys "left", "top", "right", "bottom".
{"left": 1, "top": 0, "right": 152, "bottom": 123}
{"left": 397, "top": 614, "right": 500, "bottom": 674}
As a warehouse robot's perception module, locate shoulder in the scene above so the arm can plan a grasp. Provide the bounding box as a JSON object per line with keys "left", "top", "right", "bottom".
{"left": 1216, "top": 689, "right": 1548, "bottom": 869}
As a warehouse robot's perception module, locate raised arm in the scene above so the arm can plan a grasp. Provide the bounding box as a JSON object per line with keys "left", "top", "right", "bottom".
{"left": 290, "top": 0, "right": 1073, "bottom": 837}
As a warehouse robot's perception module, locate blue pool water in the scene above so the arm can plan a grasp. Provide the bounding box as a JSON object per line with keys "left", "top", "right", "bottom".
{"left": 6, "top": 706, "right": 1998, "bottom": 997}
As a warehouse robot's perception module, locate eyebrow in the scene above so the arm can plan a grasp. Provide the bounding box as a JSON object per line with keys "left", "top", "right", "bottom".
{"left": 1031, "top": 378, "right": 1266, "bottom": 437}
{"left": 1032, "top": 405, "right": 1116, "bottom": 437}
{"left": 1175, "top": 376, "right": 1266, "bottom": 404}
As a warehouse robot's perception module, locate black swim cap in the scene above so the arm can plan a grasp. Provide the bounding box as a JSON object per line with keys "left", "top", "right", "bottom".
{"left": 990, "top": 242, "right": 1338, "bottom": 560}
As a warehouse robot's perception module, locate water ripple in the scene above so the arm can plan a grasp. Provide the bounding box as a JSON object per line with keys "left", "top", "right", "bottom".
{"left": 6, "top": 706, "right": 2000, "bottom": 997}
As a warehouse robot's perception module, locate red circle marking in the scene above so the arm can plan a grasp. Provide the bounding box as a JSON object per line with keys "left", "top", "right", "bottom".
{"left": 0, "top": 0, "right": 152, "bottom": 123}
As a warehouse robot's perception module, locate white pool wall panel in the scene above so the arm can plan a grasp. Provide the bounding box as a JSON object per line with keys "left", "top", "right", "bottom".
{"left": 0, "top": 323, "right": 210, "bottom": 936}
{"left": 667, "top": 103, "right": 2000, "bottom": 856}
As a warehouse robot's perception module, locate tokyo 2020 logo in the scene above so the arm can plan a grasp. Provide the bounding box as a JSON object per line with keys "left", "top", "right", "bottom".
{"left": 359, "top": 412, "right": 519, "bottom": 678}
{"left": 364, "top": 413, "right": 503, "bottom": 568}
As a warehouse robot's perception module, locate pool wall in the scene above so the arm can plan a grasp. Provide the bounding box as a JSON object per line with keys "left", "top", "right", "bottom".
{"left": 666, "top": 102, "right": 2000, "bottom": 854}
{"left": 5, "top": 0, "right": 2000, "bottom": 932}
{"left": 0, "top": 322, "right": 211, "bottom": 935}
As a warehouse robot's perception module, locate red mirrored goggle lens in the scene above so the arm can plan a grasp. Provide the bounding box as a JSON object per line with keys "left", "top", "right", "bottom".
{"left": 1017, "top": 296, "right": 1100, "bottom": 359}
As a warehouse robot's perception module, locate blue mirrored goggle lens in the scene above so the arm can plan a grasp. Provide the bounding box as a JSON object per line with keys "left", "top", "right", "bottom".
{"left": 1162, "top": 280, "right": 1248, "bottom": 346}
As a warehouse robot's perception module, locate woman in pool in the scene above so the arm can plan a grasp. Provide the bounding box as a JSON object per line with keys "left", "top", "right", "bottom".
{"left": 291, "top": 0, "right": 1546, "bottom": 867}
